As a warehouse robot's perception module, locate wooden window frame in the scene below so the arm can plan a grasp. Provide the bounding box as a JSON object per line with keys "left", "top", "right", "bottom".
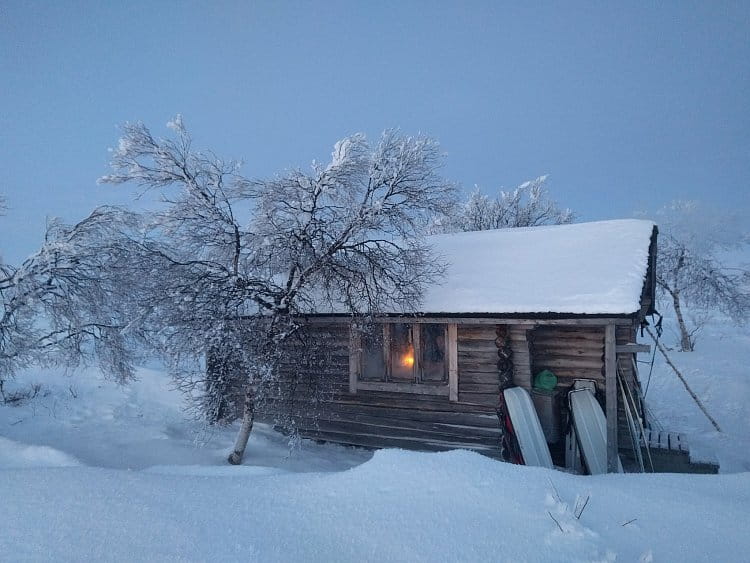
{"left": 350, "top": 322, "right": 458, "bottom": 402}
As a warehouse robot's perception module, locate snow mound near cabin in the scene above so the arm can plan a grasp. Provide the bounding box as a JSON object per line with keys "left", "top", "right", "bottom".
{"left": 0, "top": 436, "right": 81, "bottom": 469}
{"left": 1, "top": 448, "right": 749, "bottom": 562}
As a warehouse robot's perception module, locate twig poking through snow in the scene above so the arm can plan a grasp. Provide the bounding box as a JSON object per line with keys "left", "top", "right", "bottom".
{"left": 547, "top": 478, "right": 562, "bottom": 503}
{"left": 548, "top": 511, "right": 565, "bottom": 533}
{"left": 574, "top": 494, "right": 590, "bottom": 520}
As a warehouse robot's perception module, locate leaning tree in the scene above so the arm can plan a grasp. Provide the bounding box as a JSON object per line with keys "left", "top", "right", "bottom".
{"left": 99, "top": 117, "right": 455, "bottom": 463}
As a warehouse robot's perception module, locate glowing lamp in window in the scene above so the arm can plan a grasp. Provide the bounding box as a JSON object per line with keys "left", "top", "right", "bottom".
{"left": 401, "top": 348, "right": 415, "bottom": 368}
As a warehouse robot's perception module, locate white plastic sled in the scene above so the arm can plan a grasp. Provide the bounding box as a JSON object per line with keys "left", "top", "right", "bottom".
{"left": 569, "top": 380, "right": 623, "bottom": 474}
{"left": 503, "top": 386, "right": 554, "bottom": 469}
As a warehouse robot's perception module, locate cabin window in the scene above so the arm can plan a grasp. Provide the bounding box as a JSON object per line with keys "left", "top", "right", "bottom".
{"left": 420, "top": 323, "right": 447, "bottom": 382}
{"left": 360, "top": 325, "right": 386, "bottom": 381}
{"left": 351, "top": 322, "right": 457, "bottom": 400}
{"left": 389, "top": 323, "right": 416, "bottom": 381}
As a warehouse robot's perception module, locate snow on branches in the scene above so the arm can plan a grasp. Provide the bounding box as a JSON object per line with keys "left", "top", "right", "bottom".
{"left": 650, "top": 200, "right": 750, "bottom": 351}
{"left": 0, "top": 207, "right": 145, "bottom": 385}
{"left": 433, "top": 175, "right": 574, "bottom": 233}
{"left": 98, "top": 118, "right": 455, "bottom": 462}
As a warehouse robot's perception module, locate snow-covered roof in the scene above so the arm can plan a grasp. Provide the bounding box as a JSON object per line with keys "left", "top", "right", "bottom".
{"left": 415, "top": 219, "right": 655, "bottom": 315}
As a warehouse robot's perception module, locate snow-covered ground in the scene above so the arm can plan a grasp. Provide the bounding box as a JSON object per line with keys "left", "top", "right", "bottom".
{"left": 1, "top": 317, "right": 749, "bottom": 562}
{"left": 644, "top": 316, "right": 750, "bottom": 473}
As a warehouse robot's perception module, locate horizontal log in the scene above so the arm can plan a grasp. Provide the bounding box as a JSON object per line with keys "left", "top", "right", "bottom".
{"left": 323, "top": 402, "right": 501, "bottom": 428}
{"left": 458, "top": 352, "right": 499, "bottom": 363}
{"left": 295, "top": 418, "right": 503, "bottom": 445}
{"left": 332, "top": 392, "right": 494, "bottom": 413}
{"left": 356, "top": 381, "right": 450, "bottom": 396}
{"left": 300, "top": 429, "right": 502, "bottom": 457}
{"left": 532, "top": 341, "right": 604, "bottom": 352}
{"left": 616, "top": 344, "right": 651, "bottom": 354}
{"left": 532, "top": 330, "right": 604, "bottom": 341}
{"left": 457, "top": 342, "right": 500, "bottom": 353}
{"left": 531, "top": 357, "right": 603, "bottom": 370}
{"left": 289, "top": 414, "right": 502, "bottom": 441}
{"left": 457, "top": 361, "right": 499, "bottom": 373}
{"left": 457, "top": 392, "right": 500, "bottom": 407}
{"left": 303, "top": 316, "right": 633, "bottom": 327}
{"left": 458, "top": 383, "right": 501, "bottom": 394}
{"left": 457, "top": 330, "right": 498, "bottom": 341}
{"left": 458, "top": 372, "right": 503, "bottom": 385}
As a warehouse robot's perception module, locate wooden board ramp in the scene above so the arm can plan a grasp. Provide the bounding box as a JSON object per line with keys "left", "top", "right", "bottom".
{"left": 645, "top": 430, "right": 688, "bottom": 453}
{"left": 628, "top": 429, "right": 719, "bottom": 474}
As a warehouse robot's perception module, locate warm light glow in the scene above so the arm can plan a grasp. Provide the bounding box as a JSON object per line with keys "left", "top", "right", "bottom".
{"left": 401, "top": 351, "right": 415, "bottom": 367}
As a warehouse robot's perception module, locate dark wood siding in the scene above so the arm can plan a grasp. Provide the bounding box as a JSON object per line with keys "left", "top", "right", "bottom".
{"left": 265, "top": 323, "right": 504, "bottom": 457}
{"left": 266, "top": 318, "right": 646, "bottom": 461}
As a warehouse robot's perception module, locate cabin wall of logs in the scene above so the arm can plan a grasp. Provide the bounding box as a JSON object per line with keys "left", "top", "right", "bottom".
{"left": 265, "top": 318, "right": 643, "bottom": 459}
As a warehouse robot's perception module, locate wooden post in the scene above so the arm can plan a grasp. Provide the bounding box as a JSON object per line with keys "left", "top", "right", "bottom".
{"left": 447, "top": 323, "right": 458, "bottom": 402}
{"left": 604, "top": 323, "right": 618, "bottom": 472}
{"left": 349, "top": 326, "right": 361, "bottom": 394}
{"left": 412, "top": 323, "right": 421, "bottom": 383}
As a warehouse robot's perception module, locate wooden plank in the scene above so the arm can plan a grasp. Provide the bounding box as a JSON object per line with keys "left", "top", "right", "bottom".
{"left": 357, "top": 381, "right": 449, "bottom": 396}
{"left": 531, "top": 357, "right": 603, "bottom": 370}
{"left": 457, "top": 392, "right": 499, "bottom": 407}
{"left": 456, "top": 341, "right": 499, "bottom": 353}
{"left": 458, "top": 383, "right": 501, "bottom": 394}
{"left": 508, "top": 326, "right": 531, "bottom": 389}
{"left": 348, "top": 326, "right": 360, "bottom": 394}
{"left": 448, "top": 323, "right": 458, "bottom": 402}
{"left": 305, "top": 316, "right": 634, "bottom": 326}
{"left": 615, "top": 344, "right": 651, "bottom": 354}
{"left": 382, "top": 323, "right": 392, "bottom": 380}
{"left": 457, "top": 371, "right": 504, "bottom": 384}
{"left": 412, "top": 322, "right": 421, "bottom": 383}
{"left": 605, "top": 323, "right": 618, "bottom": 473}
{"left": 317, "top": 402, "right": 502, "bottom": 428}
{"left": 300, "top": 429, "right": 502, "bottom": 456}
{"left": 290, "top": 416, "right": 503, "bottom": 442}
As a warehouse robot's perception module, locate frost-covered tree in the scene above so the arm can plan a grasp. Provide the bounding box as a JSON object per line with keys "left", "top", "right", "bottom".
{"left": 99, "top": 117, "right": 455, "bottom": 464}
{"left": 652, "top": 201, "right": 750, "bottom": 351}
{"left": 433, "top": 175, "right": 574, "bottom": 233}
{"left": 0, "top": 206, "right": 144, "bottom": 394}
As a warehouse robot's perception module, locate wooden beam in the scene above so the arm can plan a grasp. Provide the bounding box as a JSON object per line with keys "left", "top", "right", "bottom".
{"left": 447, "top": 323, "right": 458, "bottom": 402}
{"left": 604, "top": 323, "right": 618, "bottom": 472}
{"left": 356, "top": 381, "right": 450, "bottom": 396}
{"left": 412, "top": 323, "right": 421, "bottom": 383}
{"left": 616, "top": 343, "right": 651, "bottom": 354}
{"left": 305, "top": 316, "right": 634, "bottom": 326}
{"left": 348, "top": 327, "right": 360, "bottom": 394}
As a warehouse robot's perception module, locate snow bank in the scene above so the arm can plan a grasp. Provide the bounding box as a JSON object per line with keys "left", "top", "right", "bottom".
{"left": 1, "top": 448, "right": 748, "bottom": 562}
{"left": 2, "top": 323, "right": 749, "bottom": 563}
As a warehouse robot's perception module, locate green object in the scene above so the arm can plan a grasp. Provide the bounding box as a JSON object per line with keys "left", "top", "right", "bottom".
{"left": 533, "top": 369, "right": 558, "bottom": 391}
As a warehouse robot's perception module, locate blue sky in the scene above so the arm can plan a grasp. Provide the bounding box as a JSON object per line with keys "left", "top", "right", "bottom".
{"left": 1, "top": 1, "right": 748, "bottom": 263}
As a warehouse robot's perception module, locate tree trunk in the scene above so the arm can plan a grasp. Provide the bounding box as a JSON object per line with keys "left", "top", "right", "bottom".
{"left": 671, "top": 290, "right": 693, "bottom": 351}
{"left": 227, "top": 387, "right": 255, "bottom": 465}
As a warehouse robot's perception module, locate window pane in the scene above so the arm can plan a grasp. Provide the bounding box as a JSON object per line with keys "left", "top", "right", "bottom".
{"left": 421, "top": 324, "right": 447, "bottom": 382}
{"left": 389, "top": 323, "right": 415, "bottom": 381}
{"left": 361, "top": 325, "right": 385, "bottom": 380}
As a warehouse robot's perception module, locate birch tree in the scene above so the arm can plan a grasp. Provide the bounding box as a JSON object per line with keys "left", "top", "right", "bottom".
{"left": 99, "top": 117, "right": 455, "bottom": 464}
{"left": 433, "top": 175, "right": 574, "bottom": 232}
{"left": 653, "top": 201, "right": 749, "bottom": 351}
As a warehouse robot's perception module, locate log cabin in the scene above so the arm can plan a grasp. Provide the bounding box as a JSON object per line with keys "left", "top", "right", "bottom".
{"left": 271, "top": 219, "right": 658, "bottom": 471}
